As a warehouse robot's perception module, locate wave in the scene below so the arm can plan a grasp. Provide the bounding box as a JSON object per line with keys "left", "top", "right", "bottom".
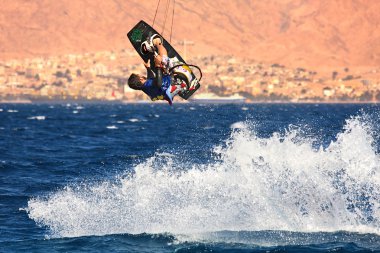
{"left": 25, "top": 114, "right": 380, "bottom": 238}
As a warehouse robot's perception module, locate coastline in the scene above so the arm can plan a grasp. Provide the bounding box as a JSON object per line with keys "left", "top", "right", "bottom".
{"left": 0, "top": 99, "right": 32, "bottom": 104}
{"left": 0, "top": 98, "right": 379, "bottom": 105}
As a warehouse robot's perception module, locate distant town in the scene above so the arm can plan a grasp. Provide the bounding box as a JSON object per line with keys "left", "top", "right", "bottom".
{"left": 1, "top": 48, "right": 380, "bottom": 103}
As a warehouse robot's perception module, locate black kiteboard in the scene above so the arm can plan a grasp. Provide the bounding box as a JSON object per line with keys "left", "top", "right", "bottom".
{"left": 127, "top": 20, "right": 201, "bottom": 100}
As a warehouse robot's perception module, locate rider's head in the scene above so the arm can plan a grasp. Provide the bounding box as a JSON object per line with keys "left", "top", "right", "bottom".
{"left": 128, "top": 73, "right": 146, "bottom": 90}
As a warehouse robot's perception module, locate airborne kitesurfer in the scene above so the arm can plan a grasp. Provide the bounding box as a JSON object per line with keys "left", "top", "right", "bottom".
{"left": 127, "top": 34, "right": 188, "bottom": 105}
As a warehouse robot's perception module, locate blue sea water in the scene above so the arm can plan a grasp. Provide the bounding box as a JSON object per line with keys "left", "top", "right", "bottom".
{"left": 0, "top": 103, "right": 379, "bottom": 253}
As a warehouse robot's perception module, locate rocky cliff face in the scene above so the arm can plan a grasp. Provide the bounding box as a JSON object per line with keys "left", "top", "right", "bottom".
{"left": 1, "top": 0, "right": 379, "bottom": 70}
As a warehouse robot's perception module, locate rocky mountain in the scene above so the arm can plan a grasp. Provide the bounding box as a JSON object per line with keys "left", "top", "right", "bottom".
{"left": 1, "top": 0, "right": 379, "bottom": 71}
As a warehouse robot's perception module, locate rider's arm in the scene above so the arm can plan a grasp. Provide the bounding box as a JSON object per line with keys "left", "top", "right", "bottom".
{"left": 146, "top": 68, "right": 156, "bottom": 79}
{"left": 144, "top": 59, "right": 161, "bottom": 88}
{"left": 152, "top": 38, "right": 169, "bottom": 72}
{"left": 153, "top": 55, "right": 162, "bottom": 88}
{"left": 152, "top": 38, "right": 168, "bottom": 59}
{"left": 144, "top": 60, "right": 156, "bottom": 79}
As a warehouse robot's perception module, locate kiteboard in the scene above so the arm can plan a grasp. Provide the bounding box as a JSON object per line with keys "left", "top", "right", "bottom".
{"left": 127, "top": 20, "right": 201, "bottom": 100}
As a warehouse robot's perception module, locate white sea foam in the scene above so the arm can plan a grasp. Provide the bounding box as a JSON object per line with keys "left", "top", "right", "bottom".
{"left": 7, "top": 110, "right": 18, "bottom": 113}
{"left": 128, "top": 118, "right": 140, "bottom": 123}
{"left": 230, "top": 121, "right": 248, "bottom": 130}
{"left": 26, "top": 115, "right": 380, "bottom": 238}
{"left": 106, "top": 125, "right": 118, "bottom": 130}
{"left": 28, "top": 116, "right": 46, "bottom": 120}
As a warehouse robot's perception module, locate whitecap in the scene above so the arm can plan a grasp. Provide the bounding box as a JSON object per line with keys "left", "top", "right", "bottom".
{"left": 72, "top": 110, "right": 79, "bottom": 114}
{"left": 128, "top": 118, "right": 140, "bottom": 123}
{"left": 7, "top": 110, "right": 18, "bottom": 113}
{"left": 116, "top": 121, "right": 125, "bottom": 124}
{"left": 28, "top": 116, "right": 46, "bottom": 120}
{"left": 106, "top": 125, "right": 118, "bottom": 130}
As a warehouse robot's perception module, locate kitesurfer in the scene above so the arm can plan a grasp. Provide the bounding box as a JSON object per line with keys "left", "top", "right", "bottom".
{"left": 128, "top": 33, "right": 194, "bottom": 105}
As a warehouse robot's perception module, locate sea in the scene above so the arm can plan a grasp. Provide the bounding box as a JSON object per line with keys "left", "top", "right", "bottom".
{"left": 0, "top": 103, "right": 379, "bottom": 253}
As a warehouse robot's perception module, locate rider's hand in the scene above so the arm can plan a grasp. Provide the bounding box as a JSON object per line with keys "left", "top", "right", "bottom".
{"left": 143, "top": 60, "right": 150, "bottom": 69}
{"left": 154, "top": 55, "right": 163, "bottom": 67}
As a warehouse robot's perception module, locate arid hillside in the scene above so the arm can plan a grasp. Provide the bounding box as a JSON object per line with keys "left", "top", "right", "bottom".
{"left": 1, "top": 0, "right": 380, "bottom": 71}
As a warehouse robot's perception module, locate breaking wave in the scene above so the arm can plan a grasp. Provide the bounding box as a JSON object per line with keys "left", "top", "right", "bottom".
{"left": 25, "top": 114, "right": 380, "bottom": 238}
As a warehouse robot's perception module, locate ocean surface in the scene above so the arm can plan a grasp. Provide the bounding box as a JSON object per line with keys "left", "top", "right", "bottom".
{"left": 0, "top": 103, "right": 379, "bottom": 253}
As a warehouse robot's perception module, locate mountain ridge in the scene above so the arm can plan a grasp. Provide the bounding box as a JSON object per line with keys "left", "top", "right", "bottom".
{"left": 1, "top": 0, "right": 380, "bottom": 71}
